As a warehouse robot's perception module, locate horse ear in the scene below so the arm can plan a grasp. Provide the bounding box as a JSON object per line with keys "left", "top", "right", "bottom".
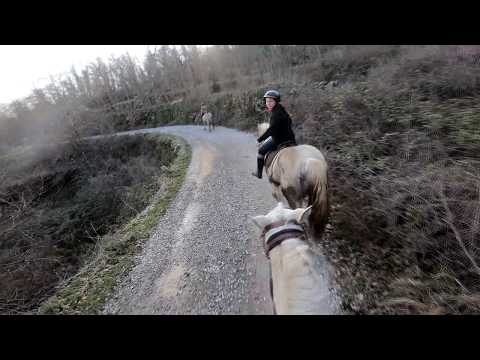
{"left": 289, "top": 208, "right": 304, "bottom": 222}
{"left": 270, "top": 202, "right": 285, "bottom": 217}
{"left": 297, "top": 205, "right": 313, "bottom": 225}
{"left": 250, "top": 215, "right": 269, "bottom": 229}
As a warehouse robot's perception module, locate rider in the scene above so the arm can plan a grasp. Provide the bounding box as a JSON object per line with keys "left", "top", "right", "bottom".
{"left": 199, "top": 102, "right": 215, "bottom": 128}
{"left": 200, "top": 103, "right": 207, "bottom": 117}
{"left": 252, "top": 90, "right": 297, "bottom": 179}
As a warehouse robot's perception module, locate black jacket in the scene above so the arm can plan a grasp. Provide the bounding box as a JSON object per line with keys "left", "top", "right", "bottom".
{"left": 257, "top": 103, "right": 296, "bottom": 145}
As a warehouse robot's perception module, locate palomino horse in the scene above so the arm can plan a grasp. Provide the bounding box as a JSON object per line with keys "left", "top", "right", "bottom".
{"left": 251, "top": 202, "right": 335, "bottom": 314}
{"left": 202, "top": 112, "right": 214, "bottom": 132}
{"left": 257, "top": 122, "right": 330, "bottom": 238}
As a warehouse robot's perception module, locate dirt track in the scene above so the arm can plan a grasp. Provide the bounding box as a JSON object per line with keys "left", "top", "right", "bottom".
{"left": 103, "top": 125, "right": 340, "bottom": 314}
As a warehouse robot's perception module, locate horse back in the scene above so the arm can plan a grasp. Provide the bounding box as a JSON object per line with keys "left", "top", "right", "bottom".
{"left": 268, "top": 145, "right": 327, "bottom": 183}
{"left": 265, "top": 142, "right": 296, "bottom": 170}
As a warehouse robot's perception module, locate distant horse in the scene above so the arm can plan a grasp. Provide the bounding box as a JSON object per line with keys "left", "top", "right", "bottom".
{"left": 202, "top": 112, "right": 214, "bottom": 132}
{"left": 257, "top": 122, "right": 330, "bottom": 238}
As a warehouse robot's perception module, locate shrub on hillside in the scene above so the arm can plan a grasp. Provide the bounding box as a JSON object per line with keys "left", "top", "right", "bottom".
{"left": 0, "top": 135, "right": 176, "bottom": 314}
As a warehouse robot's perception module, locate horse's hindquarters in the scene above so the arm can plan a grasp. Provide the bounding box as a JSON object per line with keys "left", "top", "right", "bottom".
{"left": 268, "top": 145, "right": 329, "bottom": 237}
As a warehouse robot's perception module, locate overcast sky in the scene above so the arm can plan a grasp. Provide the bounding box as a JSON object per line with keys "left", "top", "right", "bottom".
{"left": 0, "top": 45, "right": 209, "bottom": 105}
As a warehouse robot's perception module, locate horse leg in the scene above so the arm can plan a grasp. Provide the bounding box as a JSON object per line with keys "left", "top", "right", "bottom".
{"left": 281, "top": 185, "right": 301, "bottom": 209}
{"left": 270, "top": 184, "right": 290, "bottom": 208}
{"left": 272, "top": 186, "right": 282, "bottom": 202}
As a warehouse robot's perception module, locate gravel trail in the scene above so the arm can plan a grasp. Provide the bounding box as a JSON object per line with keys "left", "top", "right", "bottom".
{"left": 103, "top": 125, "right": 339, "bottom": 314}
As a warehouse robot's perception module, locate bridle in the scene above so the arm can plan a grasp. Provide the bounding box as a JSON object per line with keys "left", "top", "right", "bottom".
{"left": 260, "top": 220, "right": 307, "bottom": 259}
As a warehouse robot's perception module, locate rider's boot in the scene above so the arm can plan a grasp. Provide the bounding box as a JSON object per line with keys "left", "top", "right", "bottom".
{"left": 251, "top": 156, "right": 264, "bottom": 179}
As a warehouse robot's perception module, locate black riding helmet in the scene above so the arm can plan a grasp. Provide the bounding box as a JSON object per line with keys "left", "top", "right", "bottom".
{"left": 263, "top": 89, "right": 281, "bottom": 102}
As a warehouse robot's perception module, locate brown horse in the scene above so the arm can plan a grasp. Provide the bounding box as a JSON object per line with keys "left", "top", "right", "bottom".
{"left": 257, "top": 122, "right": 330, "bottom": 238}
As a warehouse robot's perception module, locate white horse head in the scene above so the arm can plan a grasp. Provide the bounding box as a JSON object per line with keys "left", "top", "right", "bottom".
{"left": 250, "top": 202, "right": 335, "bottom": 315}
{"left": 251, "top": 202, "right": 312, "bottom": 230}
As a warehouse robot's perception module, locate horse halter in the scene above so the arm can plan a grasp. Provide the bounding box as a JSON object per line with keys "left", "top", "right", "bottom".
{"left": 260, "top": 220, "right": 307, "bottom": 259}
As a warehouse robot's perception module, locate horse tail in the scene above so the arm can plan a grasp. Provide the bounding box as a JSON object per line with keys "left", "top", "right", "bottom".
{"left": 305, "top": 159, "right": 330, "bottom": 237}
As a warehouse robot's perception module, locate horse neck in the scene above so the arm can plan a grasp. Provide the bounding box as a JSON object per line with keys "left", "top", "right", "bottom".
{"left": 257, "top": 123, "right": 269, "bottom": 138}
{"left": 268, "top": 237, "right": 326, "bottom": 314}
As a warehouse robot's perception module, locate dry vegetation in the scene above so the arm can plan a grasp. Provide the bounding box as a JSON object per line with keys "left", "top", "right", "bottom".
{"left": 188, "top": 45, "right": 480, "bottom": 314}
{"left": 1, "top": 45, "right": 479, "bottom": 314}
{"left": 0, "top": 135, "right": 177, "bottom": 314}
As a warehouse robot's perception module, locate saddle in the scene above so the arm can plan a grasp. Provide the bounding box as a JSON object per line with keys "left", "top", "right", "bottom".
{"left": 264, "top": 141, "right": 297, "bottom": 170}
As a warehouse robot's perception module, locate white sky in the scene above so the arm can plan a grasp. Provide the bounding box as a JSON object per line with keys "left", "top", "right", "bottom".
{"left": 0, "top": 45, "right": 210, "bottom": 105}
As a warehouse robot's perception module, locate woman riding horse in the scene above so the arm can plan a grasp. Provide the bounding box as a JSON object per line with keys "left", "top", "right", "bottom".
{"left": 252, "top": 90, "right": 297, "bottom": 179}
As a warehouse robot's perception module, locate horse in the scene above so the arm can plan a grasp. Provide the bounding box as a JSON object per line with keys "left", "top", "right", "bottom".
{"left": 257, "top": 122, "right": 330, "bottom": 238}
{"left": 251, "top": 202, "right": 335, "bottom": 314}
{"left": 202, "top": 112, "right": 214, "bottom": 132}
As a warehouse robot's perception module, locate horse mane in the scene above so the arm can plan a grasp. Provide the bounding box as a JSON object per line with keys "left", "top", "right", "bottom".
{"left": 257, "top": 122, "right": 270, "bottom": 138}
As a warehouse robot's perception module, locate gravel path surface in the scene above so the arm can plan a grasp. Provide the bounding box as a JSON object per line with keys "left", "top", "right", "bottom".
{"left": 103, "top": 125, "right": 340, "bottom": 314}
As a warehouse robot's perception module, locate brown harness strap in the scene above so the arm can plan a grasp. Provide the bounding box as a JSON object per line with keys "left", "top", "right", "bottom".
{"left": 261, "top": 221, "right": 307, "bottom": 258}
{"left": 264, "top": 230, "right": 306, "bottom": 258}
{"left": 261, "top": 220, "right": 286, "bottom": 237}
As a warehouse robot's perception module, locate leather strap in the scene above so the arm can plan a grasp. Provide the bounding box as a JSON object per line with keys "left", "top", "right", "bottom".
{"left": 261, "top": 222, "right": 306, "bottom": 259}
